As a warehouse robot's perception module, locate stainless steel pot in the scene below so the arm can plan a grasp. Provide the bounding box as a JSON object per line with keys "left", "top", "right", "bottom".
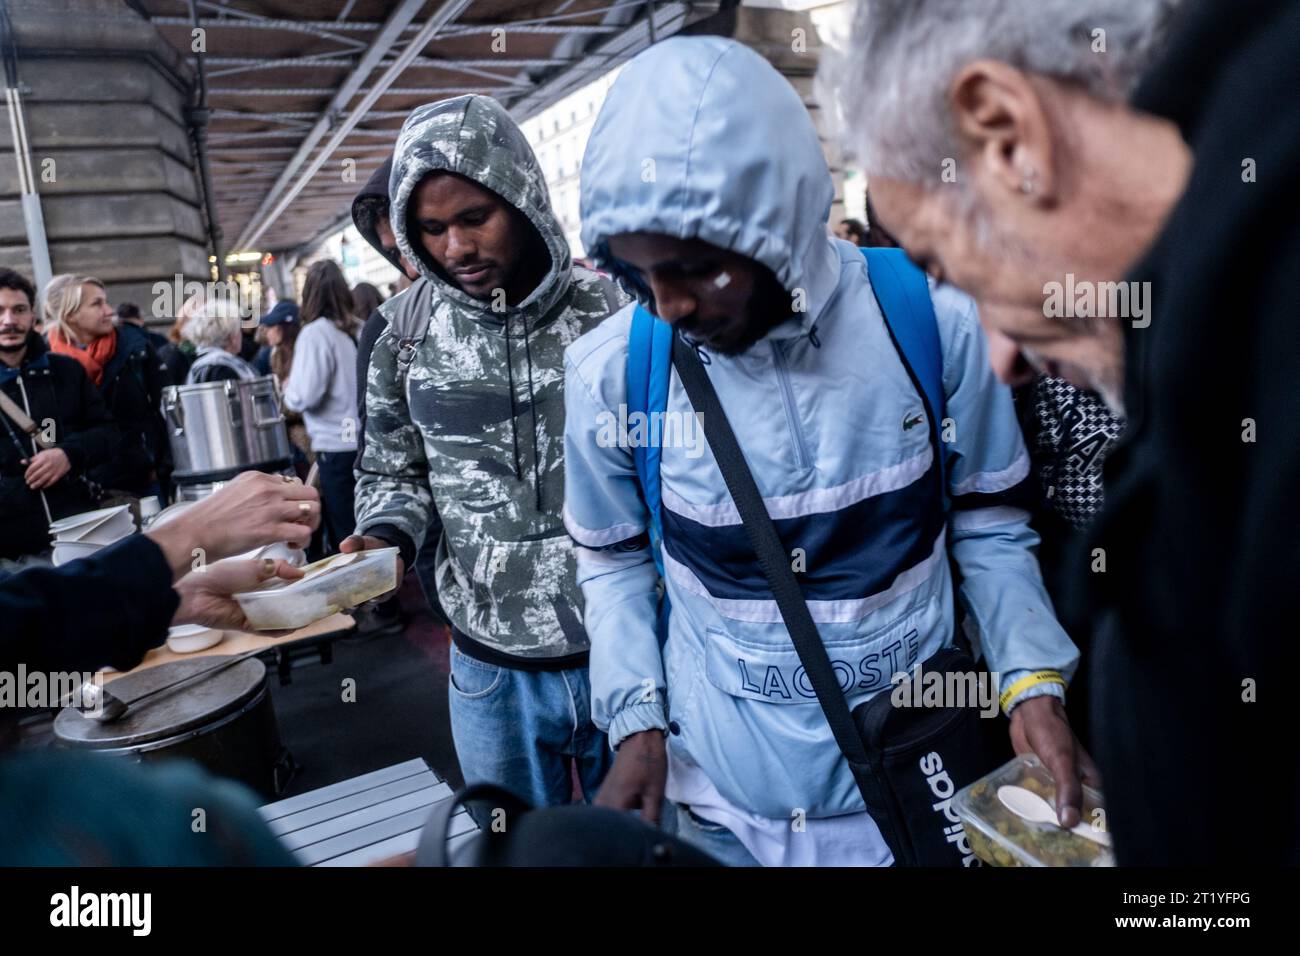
{"left": 54, "top": 658, "right": 295, "bottom": 799}
{"left": 162, "top": 375, "right": 292, "bottom": 481}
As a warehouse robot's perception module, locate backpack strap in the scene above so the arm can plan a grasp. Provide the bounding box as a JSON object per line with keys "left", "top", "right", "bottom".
{"left": 595, "top": 274, "right": 622, "bottom": 315}
{"left": 626, "top": 305, "right": 674, "bottom": 571}
{"left": 380, "top": 278, "right": 433, "bottom": 387}
{"left": 861, "top": 247, "right": 948, "bottom": 498}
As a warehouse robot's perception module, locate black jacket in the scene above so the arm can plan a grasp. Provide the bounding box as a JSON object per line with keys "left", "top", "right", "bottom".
{"left": 0, "top": 334, "right": 119, "bottom": 559}
{"left": 1, "top": 534, "right": 176, "bottom": 675}
{"left": 1080, "top": 0, "right": 1300, "bottom": 865}
{"left": 91, "top": 323, "right": 172, "bottom": 495}
{"left": 157, "top": 340, "right": 192, "bottom": 386}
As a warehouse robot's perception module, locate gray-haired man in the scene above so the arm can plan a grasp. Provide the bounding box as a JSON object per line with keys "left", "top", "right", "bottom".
{"left": 829, "top": 0, "right": 1300, "bottom": 865}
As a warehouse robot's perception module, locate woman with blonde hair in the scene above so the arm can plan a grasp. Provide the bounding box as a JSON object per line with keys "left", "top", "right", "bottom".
{"left": 43, "top": 274, "right": 170, "bottom": 497}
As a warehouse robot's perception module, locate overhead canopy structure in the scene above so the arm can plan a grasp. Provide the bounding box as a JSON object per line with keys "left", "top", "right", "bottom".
{"left": 138, "top": 0, "right": 731, "bottom": 257}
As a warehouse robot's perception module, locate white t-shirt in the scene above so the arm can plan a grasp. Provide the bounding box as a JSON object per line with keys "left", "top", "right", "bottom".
{"left": 282, "top": 318, "right": 358, "bottom": 452}
{"left": 667, "top": 745, "right": 894, "bottom": 867}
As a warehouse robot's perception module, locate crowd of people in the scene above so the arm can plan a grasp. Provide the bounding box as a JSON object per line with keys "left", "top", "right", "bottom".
{"left": 2, "top": 0, "right": 1296, "bottom": 868}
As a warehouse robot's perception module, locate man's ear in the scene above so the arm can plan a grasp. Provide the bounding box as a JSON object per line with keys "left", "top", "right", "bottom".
{"left": 949, "top": 59, "right": 1056, "bottom": 201}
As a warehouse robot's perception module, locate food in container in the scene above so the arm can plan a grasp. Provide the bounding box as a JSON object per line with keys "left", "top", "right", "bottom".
{"left": 233, "top": 548, "right": 399, "bottom": 631}
{"left": 954, "top": 753, "right": 1114, "bottom": 867}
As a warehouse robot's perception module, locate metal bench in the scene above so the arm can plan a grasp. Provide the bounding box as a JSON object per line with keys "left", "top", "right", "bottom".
{"left": 259, "top": 758, "right": 478, "bottom": 866}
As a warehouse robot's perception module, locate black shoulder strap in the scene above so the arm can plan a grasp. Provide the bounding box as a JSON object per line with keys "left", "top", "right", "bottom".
{"left": 414, "top": 783, "right": 530, "bottom": 867}
{"left": 671, "top": 335, "right": 873, "bottom": 773}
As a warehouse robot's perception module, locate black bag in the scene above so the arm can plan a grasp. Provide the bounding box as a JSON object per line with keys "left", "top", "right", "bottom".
{"left": 672, "top": 334, "right": 1007, "bottom": 866}
{"left": 416, "top": 783, "right": 722, "bottom": 867}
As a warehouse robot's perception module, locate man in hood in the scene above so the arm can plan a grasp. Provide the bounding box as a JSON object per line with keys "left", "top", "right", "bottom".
{"left": 563, "top": 36, "right": 1088, "bottom": 866}
{"left": 833, "top": 0, "right": 1299, "bottom": 864}
{"left": 346, "top": 96, "right": 627, "bottom": 807}
{"left": 345, "top": 157, "right": 427, "bottom": 636}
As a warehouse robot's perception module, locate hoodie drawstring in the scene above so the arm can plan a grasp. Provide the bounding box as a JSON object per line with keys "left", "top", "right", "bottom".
{"left": 503, "top": 314, "right": 543, "bottom": 512}
{"left": 503, "top": 316, "right": 523, "bottom": 482}
{"left": 522, "top": 321, "right": 542, "bottom": 512}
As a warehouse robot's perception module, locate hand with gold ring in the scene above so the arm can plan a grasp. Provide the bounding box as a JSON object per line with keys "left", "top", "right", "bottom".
{"left": 173, "top": 557, "right": 305, "bottom": 630}
{"left": 146, "top": 470, "right": 322, "bottom": 579}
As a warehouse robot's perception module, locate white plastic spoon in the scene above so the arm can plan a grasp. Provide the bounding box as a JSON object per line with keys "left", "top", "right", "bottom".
{"left": 997, "top": 784, "right": 1112, "bottom": 847}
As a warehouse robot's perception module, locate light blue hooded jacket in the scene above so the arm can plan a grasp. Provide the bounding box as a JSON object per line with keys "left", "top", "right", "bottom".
{"left": 563, "top": 36, "right": 1078, "bottom": 819}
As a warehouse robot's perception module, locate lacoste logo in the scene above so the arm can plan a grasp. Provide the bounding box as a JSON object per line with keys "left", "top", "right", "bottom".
{"left": 903, "top": 412, "right": 925, "bottom": 431}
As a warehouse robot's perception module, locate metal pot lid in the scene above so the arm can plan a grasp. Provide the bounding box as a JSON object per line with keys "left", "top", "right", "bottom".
{"left": 54, "top": 658, "right": 267, "bottom": 748}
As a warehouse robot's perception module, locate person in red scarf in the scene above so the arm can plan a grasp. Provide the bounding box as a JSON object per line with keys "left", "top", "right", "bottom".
{"left": 44, "top": 275, "right": 171, "bottom": 500}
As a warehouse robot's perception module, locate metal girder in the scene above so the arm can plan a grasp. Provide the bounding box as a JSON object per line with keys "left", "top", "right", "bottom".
{"left": 204, "top": 56, "right": 579, "bottom": 70}
{"left": 193, "top": 0, "right": 367, "bottom": 51}
{"left": 207, "top": 144, "right": 396, "bottom": 154}
{"left": 235, "top": 0, "right": 473, "bottom": 252}
{"left": 151, "top": 17, "right": 620, "bottom": 37}
{"left": 226, "top": 0, "right": 430, "bottom": 251}
{"left": 508, "top": 2, "right": 700, "bottom": 120}
{"left": 208, "top": 85, "right": 530, "bottom": 97}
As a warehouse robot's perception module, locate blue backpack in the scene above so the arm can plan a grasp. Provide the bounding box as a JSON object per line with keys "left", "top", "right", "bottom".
{"left": 626, "top": 246, "right": 947, "bottom": 574}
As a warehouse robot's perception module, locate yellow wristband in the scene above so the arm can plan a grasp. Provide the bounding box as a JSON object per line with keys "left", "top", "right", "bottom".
{"left": 1000, "top": 671, "right": 1066, "bottom": 714}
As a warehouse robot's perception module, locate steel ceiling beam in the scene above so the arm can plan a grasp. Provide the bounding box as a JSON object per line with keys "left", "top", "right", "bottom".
{"left": 192, "top": 0, "right": 367, "bottom": 51}
{"left": 508, "top": 2, "right": 700, "bottom": 120}
{"left": 235, "top": 0, "right": 473, "bottom": 252}
{"left": 208, "top": 85, "right": 529, "bottom": 97}
{"left": 226, "top": 0, "right": 435, "bottom": 252}
{"left": 205, "top": 56, "right": 579, "bottom": 70}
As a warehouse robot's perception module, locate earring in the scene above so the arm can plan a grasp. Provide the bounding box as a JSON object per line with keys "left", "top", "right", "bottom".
{"left": 1019, "top": 167, "right": 1038, "bottom": 196}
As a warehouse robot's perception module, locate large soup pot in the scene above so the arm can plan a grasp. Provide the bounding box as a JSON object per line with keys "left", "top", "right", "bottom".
{"left": 54, "top": 658, "right": 294, "bottom": 799}
{"left": 162, "top": 375, "right": 292, "bottom": 482}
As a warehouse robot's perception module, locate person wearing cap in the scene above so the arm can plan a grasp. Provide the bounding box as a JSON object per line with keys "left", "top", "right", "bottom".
{"left": 255, "top": 300, "right": 300, "bottom": 379}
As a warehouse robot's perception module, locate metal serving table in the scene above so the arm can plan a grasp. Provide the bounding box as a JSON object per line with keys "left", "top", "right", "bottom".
{"left": 258, "top": 758, "right": 478, "bottom": 866}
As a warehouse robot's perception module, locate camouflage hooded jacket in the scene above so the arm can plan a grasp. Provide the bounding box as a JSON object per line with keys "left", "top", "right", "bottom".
{"left": 353, "top": 95, "right": 625, "bottom": 661}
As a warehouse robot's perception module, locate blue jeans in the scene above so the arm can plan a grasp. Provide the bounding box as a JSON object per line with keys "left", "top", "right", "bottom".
{"left": 314, "top": 450, "right": 356, "bottom": 553}
{"left": 672, "top": 804, "right": 760, "bottom": 867}
{"left": 448, "top": 644, "right": 612, "bottom": 808}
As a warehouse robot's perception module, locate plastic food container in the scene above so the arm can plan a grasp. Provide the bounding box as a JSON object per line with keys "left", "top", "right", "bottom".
{"left": 233, "top": 548, "right": 399, "bottom": 631}
{"left": 954, "top": 754, "right": 1115, "bottom": 867}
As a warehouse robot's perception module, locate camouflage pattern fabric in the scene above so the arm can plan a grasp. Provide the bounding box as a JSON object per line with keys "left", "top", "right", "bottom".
{"left": 354, "top": 95, "right": 627, "bottom": 659}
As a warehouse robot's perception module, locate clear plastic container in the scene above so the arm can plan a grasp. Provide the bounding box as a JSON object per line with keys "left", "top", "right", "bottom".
{"left": 234, "top": 548, "right": 399, "bottom": 631}
{"left": 954, "top": 753, "right": 1115, "bottom": 867}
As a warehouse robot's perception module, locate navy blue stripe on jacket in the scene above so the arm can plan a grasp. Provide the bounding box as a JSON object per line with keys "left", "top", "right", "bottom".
{"left": 660, "top": 461, "right": 945, "bottom": 603}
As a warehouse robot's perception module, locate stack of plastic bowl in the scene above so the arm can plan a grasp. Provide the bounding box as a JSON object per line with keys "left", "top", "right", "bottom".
{"left": 48, "top": 505, "right": 137, "bottom": 566}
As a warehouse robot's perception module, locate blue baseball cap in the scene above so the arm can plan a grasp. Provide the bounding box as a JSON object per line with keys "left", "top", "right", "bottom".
{"left": 260, "top": 301, "right": 299, "bottom": 327}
